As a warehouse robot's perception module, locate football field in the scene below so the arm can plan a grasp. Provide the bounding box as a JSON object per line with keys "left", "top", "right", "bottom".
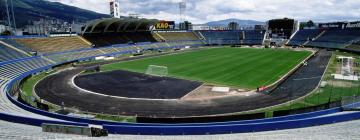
{"left": 102, "top": 47, "right": 312, "bottom": 89}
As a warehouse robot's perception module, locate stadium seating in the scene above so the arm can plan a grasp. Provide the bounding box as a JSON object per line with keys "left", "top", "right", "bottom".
{"left": 287, "top": 29, "right": 323, "bottom": 46}
{"left": 345, "top": 40, "right": 360, "bottom": 51}
{"left": 0, "top": 57, "right": 53, "bottom": 80}
{"left": 242, "top": 30, "right": 266, "bottom": 45}
{"left": 14, "top": 36, "right": 91, "bottom": 54}
{"left": 1, "top": 39, "right": 34, "bottom": 52}
{"left": 200, "top": 30, "right": 242, "bottom": 45}
{"left": 306, "top": 29, "right": 360, "bottom": 49}
{"left": 200, "top": 30, "right": 265, "bottom": 45}
{"left": 155, "top": 32, "right": 200, "bottom": 42}
{"left": 83, "top": 32, "right": 157, "bottom": 47}
{"left": 0, "top": 43, "right": 29, "bottom": 62}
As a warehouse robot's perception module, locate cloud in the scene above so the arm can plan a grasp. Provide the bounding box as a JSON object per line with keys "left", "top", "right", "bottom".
{"left": 49, "top": 0, "right": 360, "bottom": 24}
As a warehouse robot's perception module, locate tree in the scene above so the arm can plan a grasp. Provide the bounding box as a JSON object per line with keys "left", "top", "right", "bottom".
{"left": 1, "top": 30, "right": 11, "bottom": 36}
{"left": 306, "top": 20, "right": 315, "bottom": 27}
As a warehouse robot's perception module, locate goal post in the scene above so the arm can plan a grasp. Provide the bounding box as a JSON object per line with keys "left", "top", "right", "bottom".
{"left": 145, "top": 65, "right": 168, "bottom": 77}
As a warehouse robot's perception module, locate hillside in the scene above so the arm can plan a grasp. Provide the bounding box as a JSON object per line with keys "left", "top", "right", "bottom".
{"left": 206, "top": 19, "right": 264, "bottom": 27}
{"left": 0, "top": 0, "right": 110, "bottom": 27}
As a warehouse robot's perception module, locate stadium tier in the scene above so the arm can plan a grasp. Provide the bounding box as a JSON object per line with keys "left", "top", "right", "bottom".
{"left": 1, "top": 39, "right": 34, "bottom": 52}
{"left": 14, "top": 36, "right": 92, "bottom": 54}
{"left": 287, "top": 29, "right": 324, "bottom": 46}
{"left": 200, "top": 30, "right": 242, "bottom": 45}
{"left": 242, "top": 30, "right": 266, "bottom": 45}
{"left": 0, "top": 43, "right": 30, "bottom": 62}
{"left": 154, "top": 32, "right": 200, "bottom": 42}
{"left": 287, "top": 29, "right": 360, "bottom": 49}
{"left": 83, "top": 32, "right": 157, "bottom": 47}
{"left": 200, "top": 30, "right": 265, "bottom": 45}
{"left": 345, "top": 40, "right": 360, "bottom": 51}
{"left": 305, "top": 29, "right": 360, "bottom": 49}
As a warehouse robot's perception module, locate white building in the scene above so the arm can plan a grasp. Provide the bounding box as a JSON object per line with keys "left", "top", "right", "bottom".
{"left": 192, "top": 24, "right": 210, "bottom": 30}
{"left": 0, "top": 25, "right": 5, "bottom": 33}
{"left": 110, "top": 0, "right": 121, "bottom": 18}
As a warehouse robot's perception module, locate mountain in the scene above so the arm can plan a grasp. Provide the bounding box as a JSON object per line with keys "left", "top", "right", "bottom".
{"left": 206, "top": 19, "right": 264, "bottom": 27}
{"left": 0, "top": 0, "right": 110, "bottom": 27}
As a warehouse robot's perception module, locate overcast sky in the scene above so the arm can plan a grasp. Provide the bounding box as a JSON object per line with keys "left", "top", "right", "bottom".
{"left": 50, "top": 0, "right": 360, "bottom": 24}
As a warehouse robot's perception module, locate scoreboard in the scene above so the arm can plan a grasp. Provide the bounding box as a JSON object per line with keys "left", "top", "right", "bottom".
{"left": 155, "top": 21, "right": 175, "bottom": 30}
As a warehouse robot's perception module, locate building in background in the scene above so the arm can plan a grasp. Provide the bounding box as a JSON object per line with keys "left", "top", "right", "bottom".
{"left": 228, "top": 22, "right": 240, "bottom": 30}
{"left": 179, "top": 21, "right": 192, "bottom": 30}
{"left": 192, "top": 24, "right": 210, "bottom": 30}
{"left": 110, "top": 0, "right": 121, "bottom": 18}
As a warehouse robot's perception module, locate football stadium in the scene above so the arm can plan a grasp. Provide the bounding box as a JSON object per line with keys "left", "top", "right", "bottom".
{"left": 0, "top": 0, "right": 360, "bottom": 139}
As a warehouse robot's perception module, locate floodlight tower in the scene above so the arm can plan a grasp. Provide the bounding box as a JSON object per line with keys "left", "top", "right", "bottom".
{"left": 110, "top": 0, "right": 121, "bottom": 18}
{"left": 10, "top": 0, "right": 17, "bottom": 32}
{"left": 5, "top": 0, "right": 11, "bottom": 29}
{"left": 179, "top": 0, "right": 187, "bottom": 22}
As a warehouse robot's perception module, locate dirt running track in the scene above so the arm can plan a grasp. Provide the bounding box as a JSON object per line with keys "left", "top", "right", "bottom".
{"left": 35, "top": 50, "right": 331, "bottom": 118}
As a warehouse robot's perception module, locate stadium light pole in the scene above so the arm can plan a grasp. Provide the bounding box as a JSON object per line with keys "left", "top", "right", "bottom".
{"left": 5, "top": 0, "right": 12, "bottom": 33}
{"left": 10, "top": 0, "right": 16, "bottom": 33}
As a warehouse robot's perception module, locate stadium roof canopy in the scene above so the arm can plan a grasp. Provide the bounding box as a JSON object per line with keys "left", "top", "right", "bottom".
{"left": 82, "top": 18, "right": 159, "bottom": 34}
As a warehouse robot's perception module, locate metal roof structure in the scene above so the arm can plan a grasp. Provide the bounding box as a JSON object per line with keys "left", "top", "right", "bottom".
{"left": 82, "top": 18, "right": 159, "bottom": 35}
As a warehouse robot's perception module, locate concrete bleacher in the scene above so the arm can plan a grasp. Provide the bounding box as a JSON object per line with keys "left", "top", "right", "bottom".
{"left": 0, "top": 118, "right": 360, "bottom": 139}
{"left": 14, "top": 36, "right": 91, "bottom": 54}
{"left": 0, "top": 43, "right": 29, "bottom": 62}
{"left": 345, "top": 40, "right": 360, "bottom": 51}
{"left": 200, "top": 30, "right": 265, "bottom": 45}
{"left": 155, "top": 32, "right": 200, "bottom": 42}
{"left": 242, "top": 30, "right": 265, "bottom": 45}
{"left": 306, "top": 29, "right": 360, "bottom": 49}
{"left": 201, "top": 30, "right": 242, "bottom": 45}
{"left": 0, "top": 120, "right": 86, "bottom": 139}
{"left": 83, "top": 32, "right": 157, "bottom": 47}
{"left": 287, "top": 29, "right": 323, "bottom": 46}
{"left": 1, "top": 39, "right": 34, "bottom": 52}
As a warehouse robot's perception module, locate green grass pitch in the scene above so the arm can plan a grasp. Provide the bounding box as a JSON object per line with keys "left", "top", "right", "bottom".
{"left": 102, "top": 47, "right": 312, "bottom": 89}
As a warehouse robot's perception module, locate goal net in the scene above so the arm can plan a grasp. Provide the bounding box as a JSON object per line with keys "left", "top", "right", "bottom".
{"left": 145, "top": 65, "right": 168, "bottom": 77}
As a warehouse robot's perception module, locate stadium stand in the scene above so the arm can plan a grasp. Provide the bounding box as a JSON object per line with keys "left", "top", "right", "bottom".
{"left": 306, "top": 29, "right": 360, "bottom": 49}
{"left": 14, "top": 36, "right": 91, "bottom": 54}
{"left": 1, "top": 39, "right": 34, "bottom": 52}
{"left": 83, "top": 32, "right": 157, "bottom": 47}
{"left": 241, "top": 30, "right": 266, "bottom": 45}
{"left": 0, "top": 43, "right": 29, "bottom": 62}
{"left": 155, "top": 32, "right": 200, "bottom": 42}
{"left": 200, "top": 30, "right": 265, "bottom": 45}
{"left": 201, "top": 30, "right": 242, "bottom": 45}
{"left": 0, "top": 120, "right": 86, "bottom": 139}
{"left": 126, "top": 32, "right": 157, "bottom": 43}
{"left": 345, "top": 40, "right": 360, "bottom": 51}
{"left": 287, "top": 29, "right": 323, "bottom": 46}
{"left": 0, "top": 57, "right": 53, "bottom": 79}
